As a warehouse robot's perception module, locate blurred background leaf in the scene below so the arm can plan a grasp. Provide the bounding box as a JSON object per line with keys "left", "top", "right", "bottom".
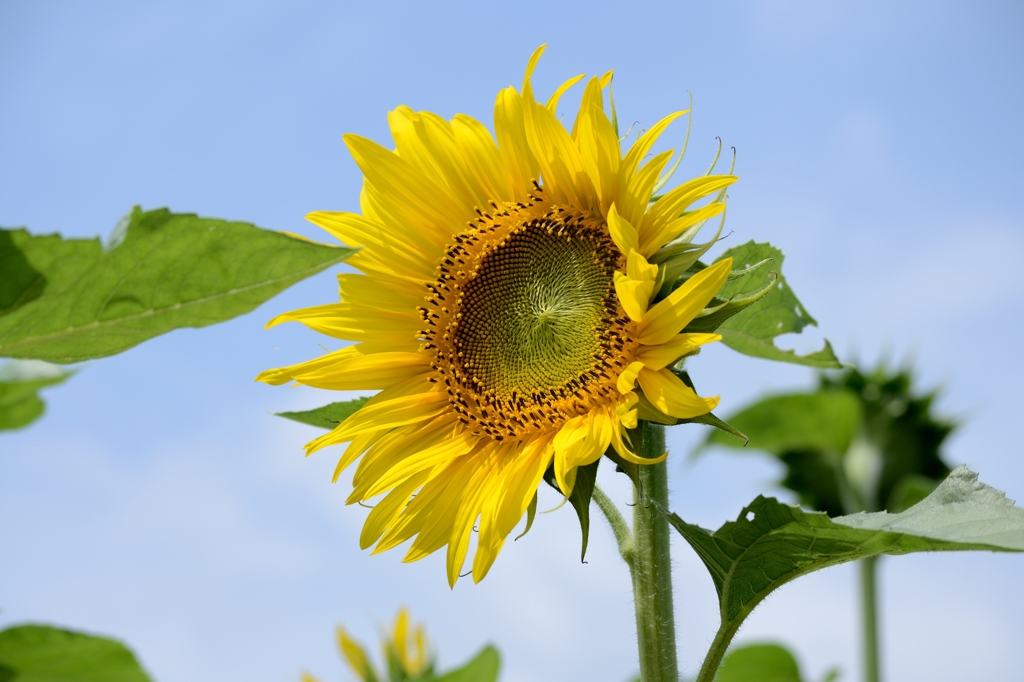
{"left": 0, "top": 624, "right": 151, "bottom": 682}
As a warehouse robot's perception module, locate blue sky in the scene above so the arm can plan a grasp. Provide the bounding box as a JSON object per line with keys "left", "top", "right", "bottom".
{"left": 2, "top": 2, "right": 1023, "bottom": 681}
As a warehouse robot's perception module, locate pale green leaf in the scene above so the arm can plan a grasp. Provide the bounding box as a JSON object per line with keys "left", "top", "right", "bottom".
{"left": 706, "top": 241, "right": 842, "bottom": 369}
{"left": 275, "top": 398, "right": 370, "bottom": 429}
{"left": 0, "top": 360, "right": 72, "bottom": 431}
{"left": 664, "top": 466, "right": 1024, "bottom": 632}
{"left": 0, "top": 208, "right": 356, "bottom": 363}
{"left": 432, "top": 645, "right": 500, "bottom": 682}
{"left": 716, "top": 643, "right": 802, "bottom": 682}
{"left": 704, "top": 392, "right": 861, "bottom": 454}
{"left": 0, "top": 624, "right": 151, "bottom": 682}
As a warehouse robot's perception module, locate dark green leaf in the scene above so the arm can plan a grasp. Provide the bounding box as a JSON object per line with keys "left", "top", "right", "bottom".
{"left": 716, "top": 643, "right": 803, "bottom": 682}
{"left": 692, "top": 241, "right": 842, "bottom": 368}
{"left": 543, "top": 458, "right": 600, "bottom": 561}
{"left": 0, "top": 624, "right": 151, "bottom": 681}
{"left": 0, "top": 360, "right": 72, "bottom": 431}
{"left": 0, "top": 208, "right": 356, "bottom": 363}
{"left": 432, "top": 645, "right": 500, "bottom": 682}
{"left": 275, "top": 398, "right": 370, "bottom": 429}
{"left": 664, "top": 466, "right": 1024, "bottom": 632}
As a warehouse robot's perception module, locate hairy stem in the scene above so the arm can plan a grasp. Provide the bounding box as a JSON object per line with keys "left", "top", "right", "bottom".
{"left": 631, "top": 422, "right": 678, "bottom": 682}
{"left": 861, "top": 555, "right": 881, "bottom": 682}
{"left": 593, "top": 484, "right": 634, "bottom": 568}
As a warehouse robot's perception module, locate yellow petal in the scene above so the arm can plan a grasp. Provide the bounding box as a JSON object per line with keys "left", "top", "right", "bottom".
{"left": 637, "top": 333, "right": 722, "bottom": 370}
{"left": 617, "top": 360, "right": 645, "bottom": 394}
{"left": 493, "top": 86, "right": 537, "bottom": 201}
{"left": 637, "top": 367, "right": 719, "bottom": 419}
{"left": 638, "top": 258, "right": 732, "bottom": 346}
{"left": 614, "top": 271, "right": 654, "bottom": 322}
{"left": 607, "top": 204, "right": 640, "bottom": 256}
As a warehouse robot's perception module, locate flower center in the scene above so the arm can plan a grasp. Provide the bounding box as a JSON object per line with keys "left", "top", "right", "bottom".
{"left": 420, "top": 194, "right": 634, "bottom": 440}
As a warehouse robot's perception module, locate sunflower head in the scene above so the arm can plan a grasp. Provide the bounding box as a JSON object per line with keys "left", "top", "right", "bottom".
{"left": 260, "top": 45, "right": 739, "bottom": 586}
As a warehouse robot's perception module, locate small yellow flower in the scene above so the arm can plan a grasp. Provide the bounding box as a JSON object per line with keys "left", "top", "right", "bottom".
{"left": 304, "top": 608, "right": 429, "bottom": 682}
{"left": 260, "top": 45, "right": 735, "bottom": 585}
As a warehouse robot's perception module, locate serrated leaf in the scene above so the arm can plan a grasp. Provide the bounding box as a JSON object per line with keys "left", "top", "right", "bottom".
{"left": 543, "top": 458, "right": 600, "bottom": 561}
{"left": 0, "top": 624, "right": 152, "bottom": 681}
{"left": 0, "top": 360, "right": 72, "bottom": 431}
{"left": 696, "top": 241, "right": 842, "bottom": 369}
{"left": 432, "top": 645, "right": 500, "bottom": 682}
{"left": 664, "top": 466, "right": 1023, "bottom": 634}
{"left": 0, "top": 208, "right": 356, "bottom": 363}
{"left": 716, "top": 643, "right": 804, "bottom": 682}
{"left": 275, "top": 398, "right": 370, "bottom": 429}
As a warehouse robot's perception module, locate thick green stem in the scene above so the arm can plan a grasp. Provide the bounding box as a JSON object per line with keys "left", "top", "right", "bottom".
{"left": 860, "top": 555, "right": 881, "bottom": 682}
{"left": 631, "top": 422, "right": 678, "bottom": 682}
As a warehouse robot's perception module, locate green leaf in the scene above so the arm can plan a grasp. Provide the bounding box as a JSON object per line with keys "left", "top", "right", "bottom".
{"left": 693, "top": 241, "right": 842, "bottom": 368}
{"left": 704, "top": 392, "right": 861, "bottom": 454}
{"left": 432, "top": 645, "right": 500, "bottom": 682}
{"left": 0, "top": 208, "right": 356, "bottom": 363}
{"left": 704, "top": 367, "right": 954, "bottom": 516}
{"left": 275, "top": 398, "right": 370, "bottom": 429}
{"left": 0, "top": 624, "right": 151, "bottom": 681}
{"left": 543, "top": 458, "right": 600, "bottom": 562}
{"left": 0, "top": 360, "right": 72, "bottom": 431}
{"left": 716, "top": 643, "right": 803, "bottom": 682}
{"left": 664, "top": 466, "right": 1023, "bottom": 645}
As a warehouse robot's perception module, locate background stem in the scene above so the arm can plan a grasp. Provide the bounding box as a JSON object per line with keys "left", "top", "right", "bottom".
{"left": 630, "top": 422, "right": 678, "bottom": 682}
{"left": 861, "top": 555, "right": 881, "bottom": 682}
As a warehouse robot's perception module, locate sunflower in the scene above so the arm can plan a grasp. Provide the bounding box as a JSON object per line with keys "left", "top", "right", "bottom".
{"left": 260, "top": 46, "right": 737, "bottom": 586}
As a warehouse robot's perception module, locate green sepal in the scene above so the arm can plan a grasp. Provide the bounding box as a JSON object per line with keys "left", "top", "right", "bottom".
{"left": 0, "top": 208, "right": 357, "bottom": 363}
{"left": 0, "top": 624, "right": 152, "bottom": 681}
{"left": 0, "top": 360, "right": 72, "bottom": 431}
{"left": 275, "top": 397, "right": 370, "bottom": 429}
{"left": 514, "top": 492, "right": 539, "bottom": 541}
{"left": 682, "top": 271, "right": 777, "bottom": 334}
{"left": 603, "top": 444, "right": 639, "bottom": 489}
{"left": 543, "top": 457, "right": 600, "bottom": 561}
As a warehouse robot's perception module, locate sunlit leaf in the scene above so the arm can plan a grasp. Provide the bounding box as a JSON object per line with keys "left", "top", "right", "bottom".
{"left": 275, "top": 398, "right": 370, "bottom": 429}
{"left": 692, "top": 241, "right": 842, "bottom": 368}
{"left": 0, "top": 208, "right": 356, "bottom": 363}
{"left": 0, "top": 624, "right": 151, "bottom": 681}
{"left": 663, "top": 466, "right": 1024, "bottom": 644}
{"left": 0, "top": 360, "right": 72, "bottom": 431}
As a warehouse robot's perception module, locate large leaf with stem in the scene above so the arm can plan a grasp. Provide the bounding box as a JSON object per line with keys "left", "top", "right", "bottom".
{"left": 0, "top": 207, "right": 356, "bottom": 363}
{"left": 660, "top": 466, "right": 1024, "bottom": 682}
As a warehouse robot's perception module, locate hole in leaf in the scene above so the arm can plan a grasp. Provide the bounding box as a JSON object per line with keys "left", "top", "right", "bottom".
{"left": 745, "top": 511, "right": 755, "bottom": 522}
